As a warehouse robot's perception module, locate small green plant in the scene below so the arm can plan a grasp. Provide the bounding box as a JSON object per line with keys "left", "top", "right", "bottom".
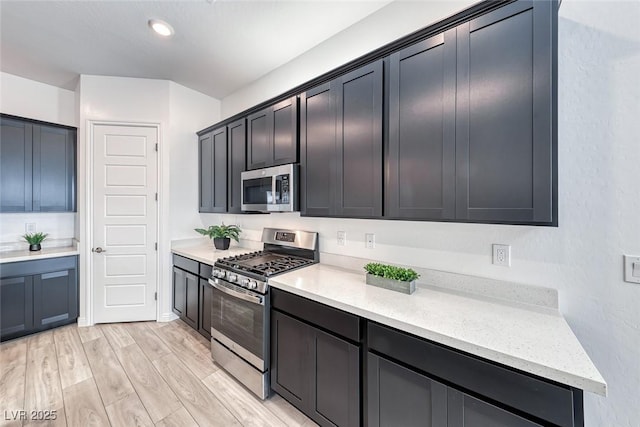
{"left": 23, "top": 232, "right": 49, "bottom": 245}
{"left": 194, "top": 223, "right": 241, "bottom": 242}
{"left": 364, "top": 262, "right": 419, "bottom": 282}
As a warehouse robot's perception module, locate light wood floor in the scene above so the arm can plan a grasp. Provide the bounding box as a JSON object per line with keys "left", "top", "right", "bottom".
{"left": 0, "top": 320, "right": 317, "bottom": 427}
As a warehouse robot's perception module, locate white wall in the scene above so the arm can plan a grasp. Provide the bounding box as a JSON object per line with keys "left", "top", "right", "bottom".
{"left": 0, "top": 72, "right": 78, "bottom": 249}
{"left": 221, "top": 1, "right": 475, "bottom": 118}
{"left": 77, "top": 75, "right": 220, "bottom": 325}
{"left": 0, "top": 72, "right": 76, "bottom": 126}
{"left": 216, "top": 1, "right": 640, "bottom": 425}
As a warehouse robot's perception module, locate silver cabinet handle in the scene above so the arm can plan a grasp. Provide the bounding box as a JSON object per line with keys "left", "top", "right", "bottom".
{"left": 92, "top": 247, "right": 106, "bottom": 253}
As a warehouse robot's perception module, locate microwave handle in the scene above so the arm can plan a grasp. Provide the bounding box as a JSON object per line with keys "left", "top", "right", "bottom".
{"left": 208, "top": 279, "right": 264, "bottom": 306}
{"left": 272, "top": 176, "right": 277, "bottom": 205}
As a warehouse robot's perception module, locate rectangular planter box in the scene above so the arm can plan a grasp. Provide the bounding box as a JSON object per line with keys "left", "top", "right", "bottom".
{"left": 366, "top": 273, "right": 415, "bottom": 295}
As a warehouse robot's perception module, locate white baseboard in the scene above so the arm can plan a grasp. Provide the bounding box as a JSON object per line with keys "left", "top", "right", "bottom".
{"left": 158, "top": 312, "right": 178, "bottom": 323}
{"left": 77, "top": 317, "right": 91, "bottom": 327}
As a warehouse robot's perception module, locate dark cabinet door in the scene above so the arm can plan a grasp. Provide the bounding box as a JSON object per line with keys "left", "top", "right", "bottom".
{"left": 198, "top": 278, "right": 212, "bottom": 340}
{"left": 184, "top": 271, "right": 199, "bottom": 330}
{"left": 448, "top": 388, "right": 543, "bottom": 427}
{"left": 0, "top": 117, "right": 32, "bottom": 212}
{"left": 300, "top": 82, "right": 336, "bottom": 217}
{"left": 247, "top": 109, "right": 271, "bottom": 170}
{"left": 0, "top": 276, "right": 34, "bottom": 341}
{"left": 247, "top": 96, "right": 298, "bottom": 170}
{"left": 172, "top": 266, "right": 186, "bottom": 317}
{"left": 199, "top": 131, "right": 215, "bottom": 212}
{"left": 387, "top": 29, "right": 457, "bottom": 220}
{"left": 199, "top": 128, "right": 227, "bottom": 213}
{"left": 312, "top": 328, "right": 360, "bottom": 427}
{"left": 33, "top": 268, "right": 78, "bottom": 330}
{"left": 271, "top": 310, "right": 312, "bottom": 409}
{"left": 455, "top": 1, "right": 555, "bottom": 224}
{"left": 368, "top": 353, "right": 448, "bottom": 427}
{"left": 272, "top": 97, "right": 298, "bottom": 166}
{"left": 227, "top": 118, "right": 246, "bottom": 214}
{"left": 33, "top": 125, "right": 76, "bottom": 212}
{"left": 335, "top": 59, "right": 383, "bottom": 218}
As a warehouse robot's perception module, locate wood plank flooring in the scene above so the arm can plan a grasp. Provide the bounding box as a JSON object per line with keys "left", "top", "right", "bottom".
{"left": 0, "top": 320, "right": 316, "bottom": 427}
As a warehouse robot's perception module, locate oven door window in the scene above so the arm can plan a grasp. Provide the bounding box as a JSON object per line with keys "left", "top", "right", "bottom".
{"left": 211, "top": 284, "right": 264, "bottom": 361}
{"left": 243, "top": 177, "right": 272, "bottom": 205}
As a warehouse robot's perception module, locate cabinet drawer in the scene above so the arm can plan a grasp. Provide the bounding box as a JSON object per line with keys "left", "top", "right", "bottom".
{"left": 1, "top": 256, "right": 77, "bottom": 278}
{"left": 199, "top": 263, "right": 213, "bottom": 279}
{"left": 173, "top": 254, "right": 199, "bottom": 275}
{"left": 368, "top": 323, "right": 580, "bottom": 427}
{"left": 271, "top": 288, "right": 361, "bottom": 342}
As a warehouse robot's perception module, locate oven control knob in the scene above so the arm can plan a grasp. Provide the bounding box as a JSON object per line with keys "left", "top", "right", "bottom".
{"left": 247, "top": 280, "right": 258, "bottom": 290}
{"left": 240, "top": 278, "right": 250, "bottom": 286}
{"left": 228, "top": 274, "right": 238, "bottom": 282}
{"left": 215, "top": 270, "right": 226, "bottom": 279}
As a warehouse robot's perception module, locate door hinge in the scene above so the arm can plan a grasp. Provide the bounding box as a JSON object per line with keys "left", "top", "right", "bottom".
{"left": 155, "top": 193, "right": 158, "bottom": 201}
{"left": 154, "top": 292, "right": 158, "bottom": 301}
{"left": 155, "top": 143, "right": 158, "bottom": 152}
{"left": 155, "top": 242, "right": 158, "bottom": 251}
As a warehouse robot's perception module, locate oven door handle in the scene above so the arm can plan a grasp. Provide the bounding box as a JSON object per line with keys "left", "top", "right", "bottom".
{"left": 208, "top": 279, "right": 264, "bottom": 306}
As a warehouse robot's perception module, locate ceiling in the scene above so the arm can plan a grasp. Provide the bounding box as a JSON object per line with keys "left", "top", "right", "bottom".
{"left": 0, "top": 0, "right": 392, "bottom": 100}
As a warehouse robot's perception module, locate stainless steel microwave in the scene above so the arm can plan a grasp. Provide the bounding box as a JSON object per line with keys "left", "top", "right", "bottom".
{"left": 241, "top": 164, "right": 298, "bottom": 212}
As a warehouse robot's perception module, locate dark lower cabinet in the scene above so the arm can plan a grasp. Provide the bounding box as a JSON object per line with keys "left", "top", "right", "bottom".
{"left": 172, "top": 255, "right": 214, "bottom": 339}
{"left": 448, "top": 388, "right": 543, "bottom": 427}
{"left": 271, "top": 289, "right": 361, "bottom": 427}
{"left": 172, "top": 266, "right": 198, "bottom": 330}
{"left": 368, "top": 353, "right": 448, "bottom": 427}
{"left": 0, "top": 115, "right": 76, "bottom": 213}
{"left": 198, "top": 278, "right": 212, "bottom": 340}
{"left": 0, "top": 256, "right": 78, "bottom": 342}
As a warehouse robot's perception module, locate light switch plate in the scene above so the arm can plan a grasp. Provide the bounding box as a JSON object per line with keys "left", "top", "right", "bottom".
{"left": 623, "top": 255, "right": 640, "bottom": 284}
{"left": 365, "top": 233, "right": 375, "bottom": 249}
{"left": 25, "top": 223, "right": 36, "bottom": 233}
{"left": 337, "top": 231, "right": 346, "bottom": 246}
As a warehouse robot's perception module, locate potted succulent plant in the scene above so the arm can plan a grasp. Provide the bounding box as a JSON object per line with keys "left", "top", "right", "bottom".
{"left": 23, "top": 232, "right": 49, "bottom": 252}
{"left": 195, "top": 223, "right": 242, "bottom": 250}
{"left": 364, "top": 262, "right": 420, "bottom": 295}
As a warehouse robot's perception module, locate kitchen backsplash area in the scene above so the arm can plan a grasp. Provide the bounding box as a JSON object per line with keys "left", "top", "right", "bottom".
{"left": 0, "top": 212, "right": 76, "bottom": 251}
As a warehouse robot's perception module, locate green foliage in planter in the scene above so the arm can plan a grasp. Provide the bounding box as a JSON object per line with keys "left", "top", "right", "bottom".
{"left": 194, "top": 223, "right": 241, "bottom": 242}
{"left": 23, "top": 232, "right": 49, "bottom": 245}
{"left": 364, "top": 262, "right": 420, "bottom": 282}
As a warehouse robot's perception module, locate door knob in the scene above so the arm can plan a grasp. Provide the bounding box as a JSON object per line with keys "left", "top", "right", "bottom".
{"left": 92, "top": 247, "right": 106, "bottom": 253}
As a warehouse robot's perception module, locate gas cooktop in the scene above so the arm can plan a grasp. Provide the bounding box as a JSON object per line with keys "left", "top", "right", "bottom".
{"left": 215, "top": 251, "right": 315, "bottom": 278}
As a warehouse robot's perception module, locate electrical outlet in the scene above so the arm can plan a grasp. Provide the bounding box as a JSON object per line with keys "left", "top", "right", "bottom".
{"left": 337, "top": 231, "right": 347, "bottom": 246}
{"left": 624, "top": 255, "right": 640, "bottom": 284}
{"left": 365, "top": 233, "right": 375, "bottom": 249}
{"left": 25, "top": 223, "right": 36, "bottom": 233}
{"left": 492, "top": 244, "right": 511, "bottom": 267}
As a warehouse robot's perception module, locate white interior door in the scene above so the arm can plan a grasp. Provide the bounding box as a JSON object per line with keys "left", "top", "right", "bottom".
{"left": 92, "top": 123, "right": 158, "bottom": 323}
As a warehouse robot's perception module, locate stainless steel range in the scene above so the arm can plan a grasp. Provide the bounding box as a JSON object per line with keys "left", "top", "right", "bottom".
{"left": 208, "top": 228, "right": 318, "bottom": 400}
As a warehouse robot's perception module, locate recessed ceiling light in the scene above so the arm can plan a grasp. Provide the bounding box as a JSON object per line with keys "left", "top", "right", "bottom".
{"left": 148, "top": 19, "right": 174, "bottom": 37}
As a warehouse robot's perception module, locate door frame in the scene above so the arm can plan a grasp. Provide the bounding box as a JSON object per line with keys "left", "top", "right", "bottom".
{"left": 84, "top": 120, "right": 162, "bottom": 325}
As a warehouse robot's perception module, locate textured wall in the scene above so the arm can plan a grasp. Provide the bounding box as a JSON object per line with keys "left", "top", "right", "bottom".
{"left": 213, "top": 1, "right": 640, "bottom": 424}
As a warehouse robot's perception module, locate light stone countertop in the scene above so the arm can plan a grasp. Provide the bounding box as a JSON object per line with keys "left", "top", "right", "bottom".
{"left": 269, "top": 263, "right": 607, "bottom": 396}
{"left": 171, "top": 244, "right": 253, "bottom": 266}
{"left": 0, "top": 244, "right": 79, "bottom": 264}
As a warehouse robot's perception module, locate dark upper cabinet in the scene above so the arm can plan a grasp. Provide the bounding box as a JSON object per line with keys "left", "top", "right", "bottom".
{"left": 199, "top": 127, "right": 227, "bottom": 213}
{"left": 33, "top": 125, "right": 76, "bottom": 212}
{"left": 386, "top": 29, "right": 457, "bottom": 220}
{"left": 1, "top": 256, "right": 78, "bottom": 342}
{"left": 301, "top": 60, "right": 383, "bottom": 218}
{"left": 0, "top": 118, "right": 32, "bottom": 212}
{"left": 368, "top": 353, "right": 448, "bottom": 427}
{"left": 0, "top": 116, "right": 76, "bottom": 213}
{"left": 455, "top": 1, "right": 556, "bottom": 224}
{"left": 247, "top": 96, "right": 298, "bottom": 170}
{"left": 227, "top": 118, "right": 246, "bottom": 214}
